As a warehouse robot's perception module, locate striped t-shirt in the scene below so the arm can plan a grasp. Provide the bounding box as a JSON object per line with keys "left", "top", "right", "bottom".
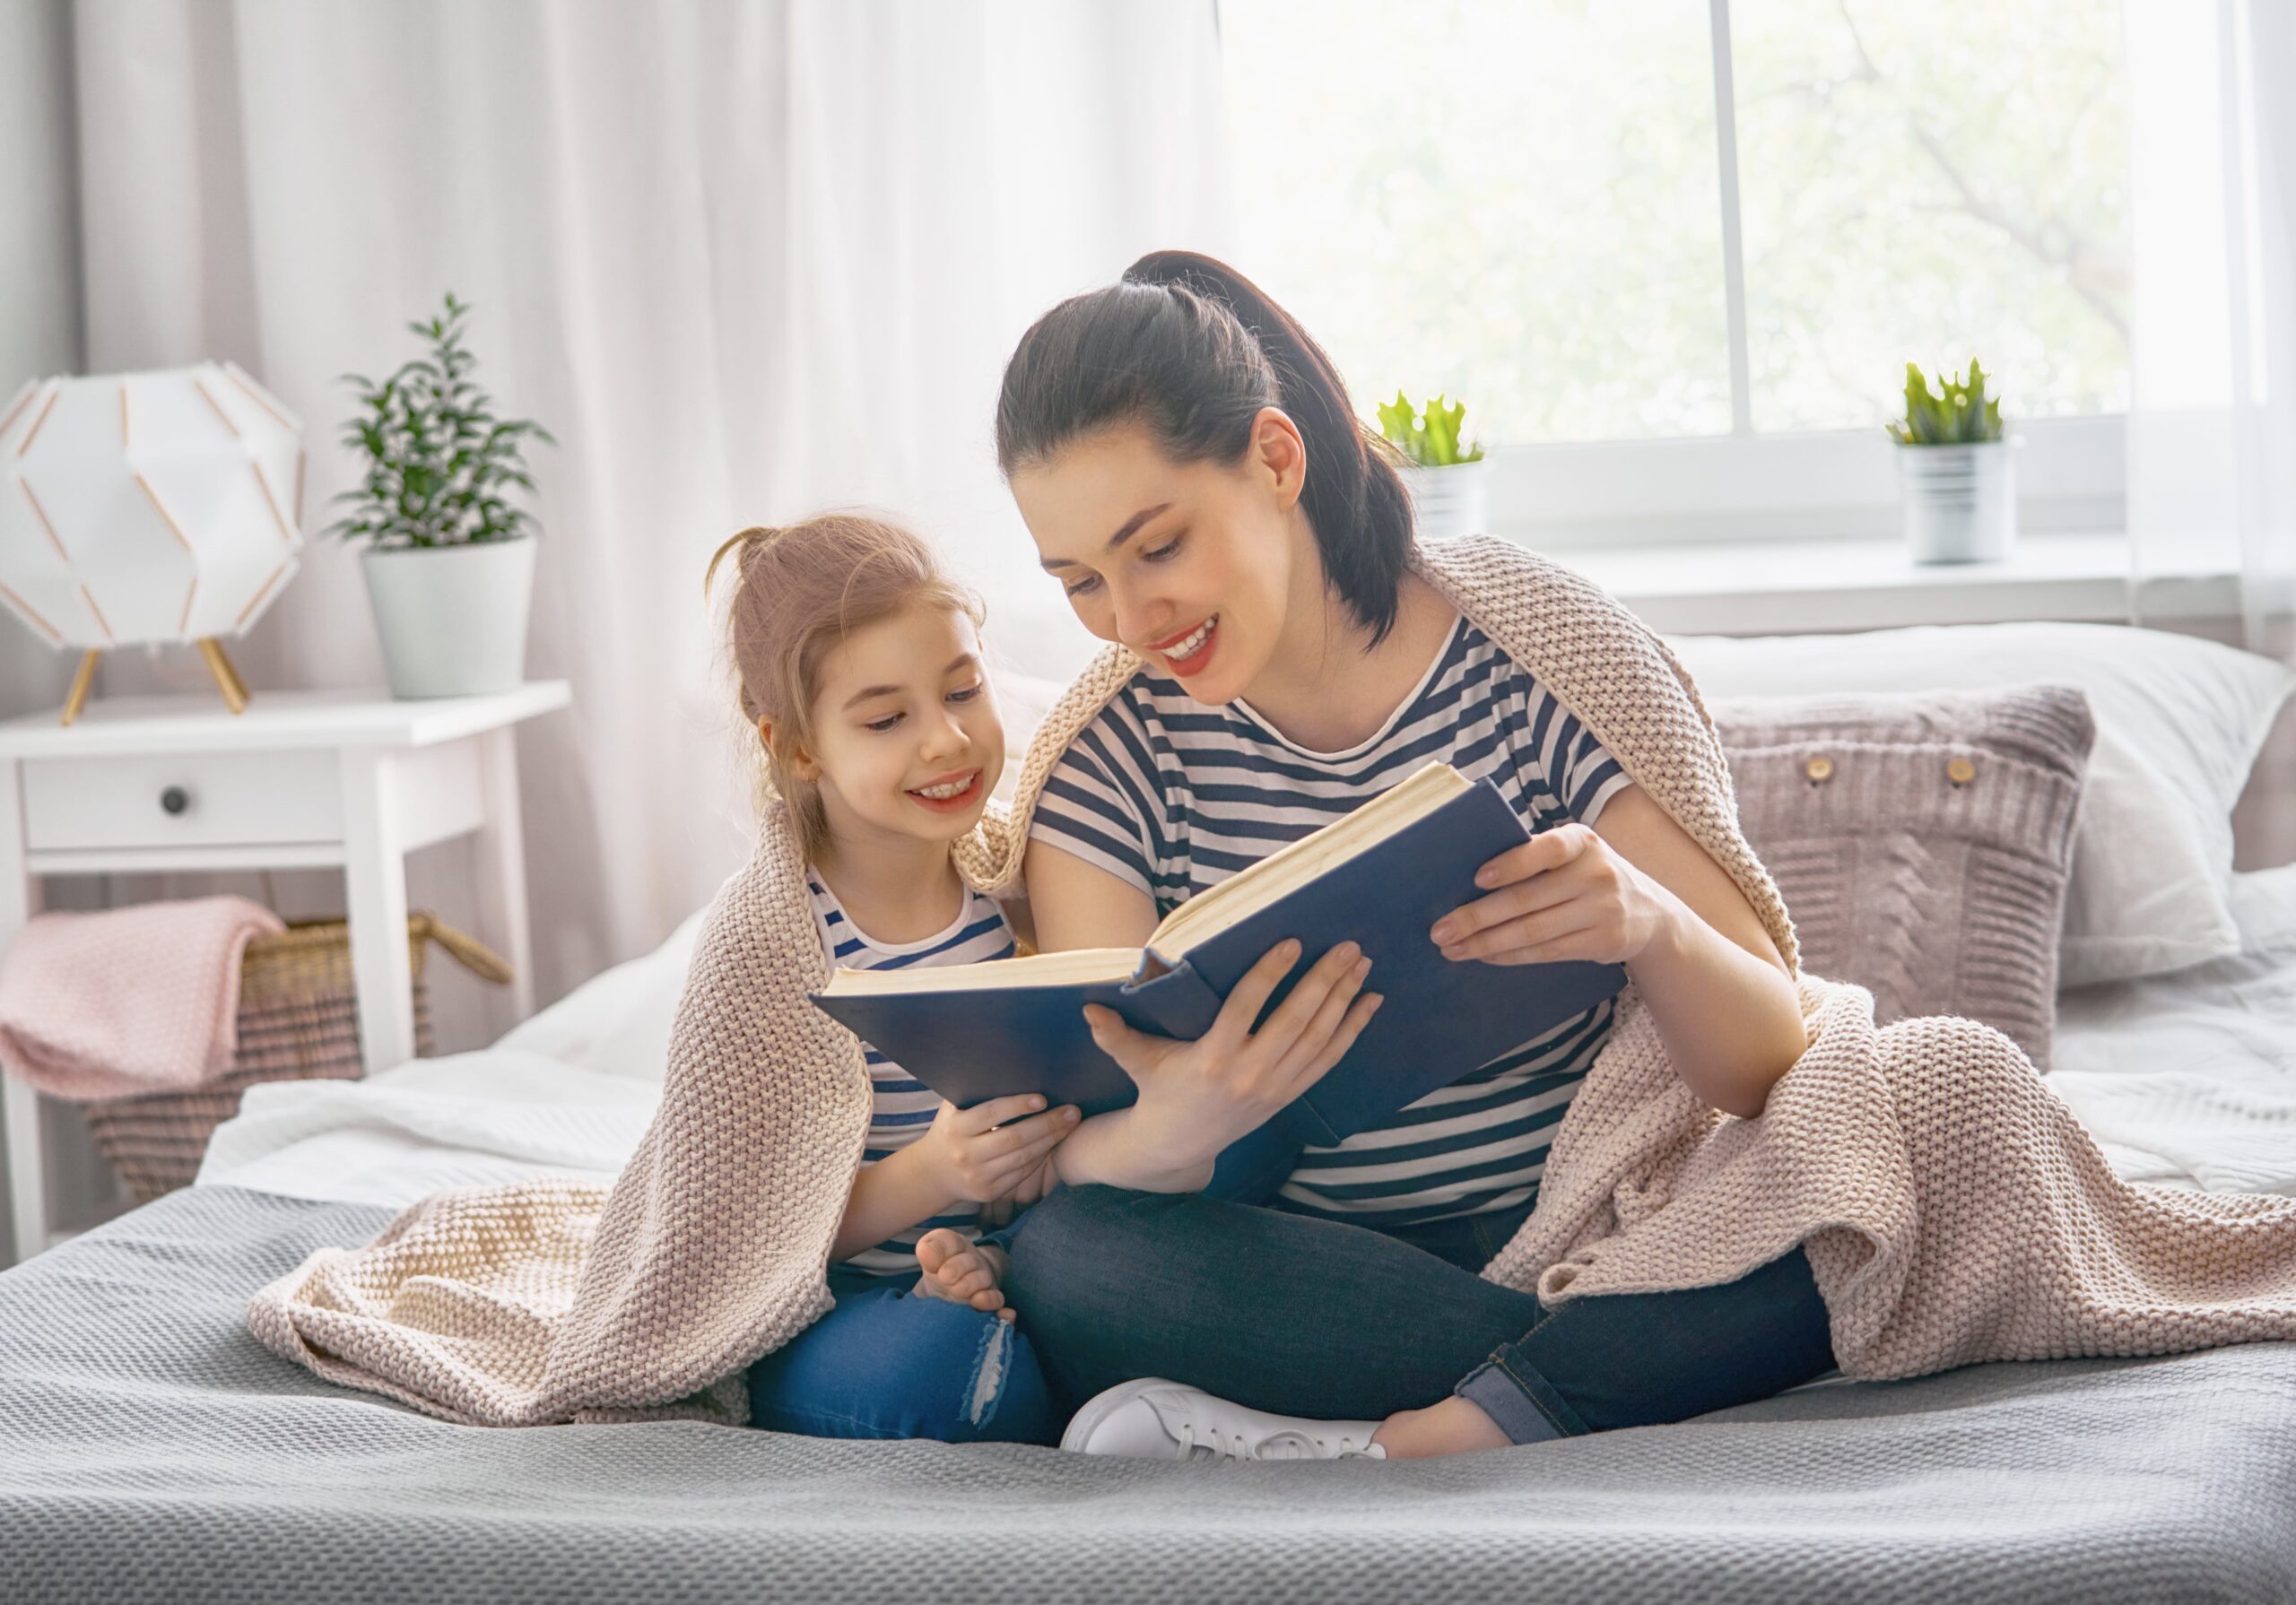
{"left": 1027, "top": 612, "right": 1635, "bottom": 1230}
{"left": 805, "top": 871, "right": 1017, "bottom": 1276}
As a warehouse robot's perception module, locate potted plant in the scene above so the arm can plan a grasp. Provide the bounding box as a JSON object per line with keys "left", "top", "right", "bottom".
{"left": 1378, "top": 391, "right": 1488, "bottom": 541}
{"left": 330, "top": 291, "right": 555, "bottom": 698}
{"left": 1888, "top": 359, "right": 2016, "bottom": 565}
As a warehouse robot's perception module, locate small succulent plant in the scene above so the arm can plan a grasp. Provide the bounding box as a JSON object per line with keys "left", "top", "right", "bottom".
{"left": 1377, "top": 391, "right": 1485, "bottom": 467}
{"left": 329, "top": 291, "right": 555, "bottom": 548}
{"left": 1887, "top": 359, "right": 2004, "bottom": 446}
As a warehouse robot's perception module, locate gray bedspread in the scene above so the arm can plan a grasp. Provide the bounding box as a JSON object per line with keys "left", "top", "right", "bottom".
{"left": 4, "top": 1184, "right": 2294, "bottom": 1605}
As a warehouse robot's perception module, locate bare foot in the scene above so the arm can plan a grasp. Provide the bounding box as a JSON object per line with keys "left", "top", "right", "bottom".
{"left": 913, "top": 1229, "right": 1017, "bottom": 1323}
{"left": 1370, "top": 1396, "right": 1514, "bottom": 1459}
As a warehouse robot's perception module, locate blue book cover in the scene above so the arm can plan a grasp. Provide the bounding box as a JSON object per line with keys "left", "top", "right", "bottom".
{"left": 808, "top": 764, "right": 1628, "bottom": 1148}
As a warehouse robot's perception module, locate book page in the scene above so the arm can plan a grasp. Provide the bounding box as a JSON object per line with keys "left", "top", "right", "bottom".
{"left": 818, "top": 947, "right": 1141, "bottom": 995}
{"left": 1144, "top": 761, "right": 1469, "bottom": 957}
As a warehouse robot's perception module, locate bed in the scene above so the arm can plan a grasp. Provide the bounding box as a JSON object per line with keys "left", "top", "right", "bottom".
{"left": 0, "top": 859, "right": 2288, "bottom": 1603}
{"left": 6, "top": 615, "right": 2296, "bottom": 1604}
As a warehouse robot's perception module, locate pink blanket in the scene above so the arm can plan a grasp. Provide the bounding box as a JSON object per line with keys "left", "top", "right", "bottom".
{"left": 0, "top": 895, "right": 284, "bottom": 1100}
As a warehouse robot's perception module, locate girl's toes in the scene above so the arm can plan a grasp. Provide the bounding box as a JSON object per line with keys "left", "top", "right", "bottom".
{"left": 915, "top": 1228, "right": 960, "bottom": 1276}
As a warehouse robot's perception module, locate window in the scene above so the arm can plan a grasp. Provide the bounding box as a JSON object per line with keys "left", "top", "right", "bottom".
{"left": 1217, "top": 0, "right": 2132, "bottom": 543}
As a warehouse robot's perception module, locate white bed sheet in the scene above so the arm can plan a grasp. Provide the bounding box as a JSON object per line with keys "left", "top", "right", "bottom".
{"left": 195, "top": 871, "right": 2296, "bottom": 1211}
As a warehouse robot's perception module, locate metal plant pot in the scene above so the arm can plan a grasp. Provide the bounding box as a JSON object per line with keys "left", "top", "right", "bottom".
{"left": 1897, "top": 439, "right": 2017, "bottom": 564}
{"left": 1402, "top": 459, "right": 1492, "bottom": 542}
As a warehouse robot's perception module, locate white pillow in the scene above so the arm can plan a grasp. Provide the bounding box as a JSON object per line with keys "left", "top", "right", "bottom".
{"left": 1666, "top": 623, "right": 2296, "bottom": 987}
{"left": 492, "top": 907, "right": 707, "bottom": 1081}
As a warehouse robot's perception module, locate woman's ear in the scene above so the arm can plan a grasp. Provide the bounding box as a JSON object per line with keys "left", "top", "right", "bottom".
{"left": 1248, "top": 406, "right": 1308, "bottom": 512}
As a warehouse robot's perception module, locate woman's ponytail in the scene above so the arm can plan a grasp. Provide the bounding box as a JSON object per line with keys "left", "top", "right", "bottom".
{"left": 996, "top": 249, "right": 1415, "bottom": 647}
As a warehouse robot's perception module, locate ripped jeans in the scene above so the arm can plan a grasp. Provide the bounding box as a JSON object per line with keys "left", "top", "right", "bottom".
{"left": 742, "top": 1128, "right": 1288, "bottom": 1444}
{"left": 743, "top": 1253, "right": 1057, "bottom": 1445}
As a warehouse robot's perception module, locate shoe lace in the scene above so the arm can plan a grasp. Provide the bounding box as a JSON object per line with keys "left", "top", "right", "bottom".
{"left": 1174, "top": 1423, "right": 1380, "bottom": 1462}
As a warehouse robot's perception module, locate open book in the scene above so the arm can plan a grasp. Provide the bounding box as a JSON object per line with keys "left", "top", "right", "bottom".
{"left": 808, "top": 762, "right": 1629, "bottom": 1147}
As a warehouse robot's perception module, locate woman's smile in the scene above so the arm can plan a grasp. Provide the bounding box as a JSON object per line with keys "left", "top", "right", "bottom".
{"left": 1147, "top": 613, "right": 1220, "bottom": 677}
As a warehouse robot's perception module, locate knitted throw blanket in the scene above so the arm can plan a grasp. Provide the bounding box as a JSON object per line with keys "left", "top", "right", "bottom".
{"left": 246, "top": 536, "right": 2296, "bottom": 1427}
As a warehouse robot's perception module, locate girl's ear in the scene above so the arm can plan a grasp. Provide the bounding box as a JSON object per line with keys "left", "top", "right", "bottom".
{"left": 758, "top": 716, "right": 824, "bottom": 785}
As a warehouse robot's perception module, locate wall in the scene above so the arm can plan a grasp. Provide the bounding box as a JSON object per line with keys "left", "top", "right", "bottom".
{"left": 0, "top": 0, "right": 135, "bottom": 1248}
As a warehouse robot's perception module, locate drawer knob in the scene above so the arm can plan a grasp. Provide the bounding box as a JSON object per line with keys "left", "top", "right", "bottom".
{"left": 160, "top": 785, "right": 191, "bottom": 816}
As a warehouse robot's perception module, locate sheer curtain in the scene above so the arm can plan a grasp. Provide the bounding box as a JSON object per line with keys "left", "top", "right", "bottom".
{"left": 56, "top": 0, "right": 1229, "bottom": 1040}
{"left": 2126, "top": 0, "right": 2296, "bottom": 663}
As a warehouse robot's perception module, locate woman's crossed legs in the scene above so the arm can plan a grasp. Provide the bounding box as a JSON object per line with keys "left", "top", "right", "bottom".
{"left": 1003, "top": 1183, "right": 1837, "bottom": 1453}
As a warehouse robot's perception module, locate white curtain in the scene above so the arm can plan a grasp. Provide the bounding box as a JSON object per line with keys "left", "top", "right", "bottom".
{"left": 57, "top": 0, "right": 1230, "bottom": 1042}
{"left": 2126, "top": 0, "right": 2296, "bottom": 662}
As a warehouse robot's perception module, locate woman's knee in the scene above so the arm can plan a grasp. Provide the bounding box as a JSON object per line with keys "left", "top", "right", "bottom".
{"left": 1003, "top": 1185, "right": 1196, "bottom": 1340}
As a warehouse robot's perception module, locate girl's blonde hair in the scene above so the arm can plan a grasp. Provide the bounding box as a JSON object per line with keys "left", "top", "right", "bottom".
{"left": 704, "top": 514, "right": 984, "bottom": 858}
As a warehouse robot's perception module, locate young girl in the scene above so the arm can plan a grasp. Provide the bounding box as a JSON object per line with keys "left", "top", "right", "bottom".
{"left": 702, "top": 513, "right": 1078, "bottom": 1444}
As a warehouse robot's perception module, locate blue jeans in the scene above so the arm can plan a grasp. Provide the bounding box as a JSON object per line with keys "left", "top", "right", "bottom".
{"left": 744, "top": 1253, "right": 1058, "bottom": 1445}
{"left": 738, "top": 1121, "right": 1288, "bottom": 1444}
{"left": 1001, "top": 1182, "right": 1838, "bottom": 1444}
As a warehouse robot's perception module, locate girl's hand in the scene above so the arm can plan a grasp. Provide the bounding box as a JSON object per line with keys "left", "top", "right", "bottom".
{"left": 975, "top": 1151, "right": 1059, "bottom": 1229}
{"left": 1080, "top": 938, "right": 1383, "bottom": 1175}
{"left": 914, "top": 1094, "right": 1081, "bottom": 1209}
{"left": 1430, "top": 821, "right": 1670, "bottom": 967}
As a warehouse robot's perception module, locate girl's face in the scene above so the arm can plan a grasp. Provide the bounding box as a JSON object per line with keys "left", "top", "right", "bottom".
{"left": 793, "top": 601, "right": 1005, "bottom": 850}
{"left": 1011, "top": 412, "right": 1314, "bottom": 707}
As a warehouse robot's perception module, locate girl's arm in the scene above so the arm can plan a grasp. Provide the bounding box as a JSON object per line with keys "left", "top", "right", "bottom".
{"left": 828, "top": 1092, "right": 1080, "bottom": 1262}
{"left": 831, "top": 1142, "right": 956, "bottom": 1262}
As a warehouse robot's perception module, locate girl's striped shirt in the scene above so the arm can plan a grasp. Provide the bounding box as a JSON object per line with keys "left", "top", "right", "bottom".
{"left": 1027, "top": 611, "right": 1635, "bottom": 1230}
{"left": 806, "top": 871, "right": 1017, "bottom": 1276}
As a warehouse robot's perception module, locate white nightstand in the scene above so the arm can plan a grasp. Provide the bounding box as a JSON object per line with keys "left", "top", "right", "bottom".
{"left": 0, "top": 681, "right": 571, "bottom": 1267}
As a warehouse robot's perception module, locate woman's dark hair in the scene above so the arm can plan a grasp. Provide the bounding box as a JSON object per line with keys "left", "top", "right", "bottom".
{"left": 995, "top": 249, "right": 1415, "bottom": 647}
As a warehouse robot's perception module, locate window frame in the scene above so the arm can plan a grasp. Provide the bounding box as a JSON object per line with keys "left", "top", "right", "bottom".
{"left": 1210, "top": 0, "right": 2133, "bottom": 547}
{"left": 1493, "top": 414, "right": 2125, "bottom": 551}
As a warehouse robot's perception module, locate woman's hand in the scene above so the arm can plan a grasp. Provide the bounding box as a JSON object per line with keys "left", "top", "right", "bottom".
{"left": 1080, "top": 938, "right": 1383, "bottom": 1176}
{"left": 912, "top": 1093, "right": 1082, "bottom": 1209}
{"left": 1430, "top": 821, "right": 1673, "bottom": 967}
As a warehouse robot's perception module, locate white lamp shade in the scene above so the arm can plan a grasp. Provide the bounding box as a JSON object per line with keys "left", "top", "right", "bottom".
{"left": 0, "top": 362, "right": 305, "bottom": 651}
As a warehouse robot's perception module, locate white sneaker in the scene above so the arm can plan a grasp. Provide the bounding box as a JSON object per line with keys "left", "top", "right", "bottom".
{"left": 1060, "top": 1378, "right": 1387, "bottom": 1462}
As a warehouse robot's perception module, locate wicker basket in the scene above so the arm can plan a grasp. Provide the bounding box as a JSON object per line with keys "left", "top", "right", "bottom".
{"left": 81, "top": 914, "right": 512, "bottom": 1206}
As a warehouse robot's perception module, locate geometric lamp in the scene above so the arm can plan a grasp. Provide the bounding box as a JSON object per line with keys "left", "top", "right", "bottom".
{"left": 0, "top": 361, "right": 306, "bottom": 724}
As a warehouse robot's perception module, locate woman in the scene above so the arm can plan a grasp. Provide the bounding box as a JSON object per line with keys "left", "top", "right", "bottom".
{"left": 987, "top": 250, "right": 1836, "bottom": 1460}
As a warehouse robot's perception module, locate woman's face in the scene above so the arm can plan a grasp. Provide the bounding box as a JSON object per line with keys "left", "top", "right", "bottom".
{"left": 1011, "top": 413, "right": 1312, "bottom": 707}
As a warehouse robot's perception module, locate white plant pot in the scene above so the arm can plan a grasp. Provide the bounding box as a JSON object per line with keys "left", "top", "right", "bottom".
{"left": 360, "top": 537, "right": 536, "bottom": 699}
{"left": 1402, "top": 459, "right": 1492, "bottom": 542}
{"left": 1897, "top": 439, "right": 2018, "bottom": 564}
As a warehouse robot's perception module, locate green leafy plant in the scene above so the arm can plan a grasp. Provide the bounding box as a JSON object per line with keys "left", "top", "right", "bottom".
{"left": 328, "top": 291, "right": 555, "bottom": 548}
{"left": 1377, "top": 391, "right": 1486, "bottom": 466}
{"left": 1887, "top": 359, "right": 2004, "bottom": 446}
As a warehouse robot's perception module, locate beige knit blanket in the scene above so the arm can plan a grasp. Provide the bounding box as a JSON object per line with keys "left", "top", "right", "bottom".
{"left": 247, "top": 535, "right": 2296, "bottom": 1427}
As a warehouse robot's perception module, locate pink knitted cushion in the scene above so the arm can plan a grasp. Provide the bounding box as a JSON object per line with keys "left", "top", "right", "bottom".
{"left": 1711, "top": 684, "right": 2094, "bottom": 1071}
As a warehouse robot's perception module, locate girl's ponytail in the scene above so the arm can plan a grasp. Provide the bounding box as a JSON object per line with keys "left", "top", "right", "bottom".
{"left": 996, "top": 249, "right": 1416, "bottom": 647}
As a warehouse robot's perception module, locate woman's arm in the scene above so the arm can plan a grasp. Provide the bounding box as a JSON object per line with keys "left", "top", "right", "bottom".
{"left": 1430, "top": 783, "right": 1805, "bottom": 1120}
{"left": 1023, "top": 837, "right": 1379, "bottom": 1190}
{"left": 1023, "top": 838, "right": 1218, "bottom": 1191}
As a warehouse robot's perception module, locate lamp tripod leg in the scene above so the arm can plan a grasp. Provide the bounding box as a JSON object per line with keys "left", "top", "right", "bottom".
{"left": 196, "top": 638, "right": 249, "bottom": 715}
{"left": 214, "top": 641, "right": 249, "bottom": 705}
{"left": 58, "top": 648, "right": 100, "bottom": 727}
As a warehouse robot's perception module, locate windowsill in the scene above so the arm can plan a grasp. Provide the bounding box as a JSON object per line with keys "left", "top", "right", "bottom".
{"left": 1553, "top": 531, "right": 2241, "bottom": 637}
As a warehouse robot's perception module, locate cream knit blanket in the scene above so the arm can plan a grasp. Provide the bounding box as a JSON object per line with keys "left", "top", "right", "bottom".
{"left": 247, "top": 536, "right": 2296, "bottom": 1427}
